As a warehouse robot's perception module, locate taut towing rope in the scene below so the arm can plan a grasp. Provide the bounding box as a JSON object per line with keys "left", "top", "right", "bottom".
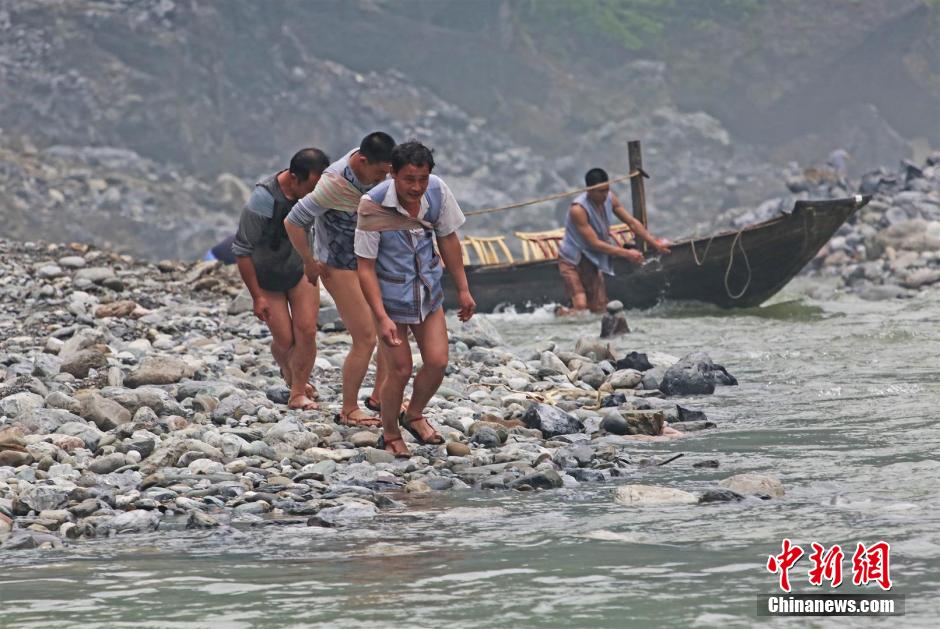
{"left": 463, "top": 169, "right": 642, "bottom": 217}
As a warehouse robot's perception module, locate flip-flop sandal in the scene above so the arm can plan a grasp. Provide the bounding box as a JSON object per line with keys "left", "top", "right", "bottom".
{"left": 364, "top": 396, "right": 409, "bottom": 414}
{"left": 376, "top": 433, "right": 411, "bottom": 458}
{"left": 399, "top": 412, "right": 444, "bottom": 445}
{"left": 336, "top": 408, "right": 381, "bottom": 427}
{"left": 288, "top": 395, "right": 319, "bottom": 411}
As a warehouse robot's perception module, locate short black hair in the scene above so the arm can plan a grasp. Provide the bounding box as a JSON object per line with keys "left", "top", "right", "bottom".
{"left": 289, "top": 148, "right": 330, "bottom": 180}
{"left": 359, "top": 131, "right": 396, "bottom": 164}
{"left": 391, "top": 140, "right": 435, "bottom": 172}
{"left": 585, "top": 168, "right": 609, "bottom": 187}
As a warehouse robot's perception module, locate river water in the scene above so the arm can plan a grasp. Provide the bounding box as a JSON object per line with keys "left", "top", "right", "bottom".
{"left": 2, "top": 278, "right": 939, "bottom": 628}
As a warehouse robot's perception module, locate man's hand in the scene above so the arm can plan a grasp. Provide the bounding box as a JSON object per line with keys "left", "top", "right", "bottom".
{"left": 652, "top": 238, "right": 671, "bottom": 254}
{"left": 304, "top": 259, "right": 328, "bottom": 285}
{"left": 620, "top": 248, "right": 645, "bottom": 264}
{"left": 253, "top": 295, "right": 271, "bottom": 321}
{"left": 457, "top": 289, "right": 476, "bottom": 322}
{"left": 378, "top": 316, "right": 401, "bottom": 347}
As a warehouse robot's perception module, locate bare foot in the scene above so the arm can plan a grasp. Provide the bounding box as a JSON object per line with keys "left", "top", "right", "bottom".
{"left": 288, "top": 395, "right": 319, "bottom": 411}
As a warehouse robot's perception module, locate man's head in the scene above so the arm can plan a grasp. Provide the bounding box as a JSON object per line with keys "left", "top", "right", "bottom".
{"left": 391, "top": 141, "right": 435, "bottom": 207}
{"left": 352, "top": 131, "right": 396, "bottom": 185}
{"left": 585, "top": 168, "right": 610, "bottom": 206}
{"left": 285, "top": 148, "right": 330, "bottom": 198}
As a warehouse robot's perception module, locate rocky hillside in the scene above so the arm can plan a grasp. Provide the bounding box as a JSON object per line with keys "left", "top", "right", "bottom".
{"left": 1, "top": 0, "right": 936, "bottom": 258}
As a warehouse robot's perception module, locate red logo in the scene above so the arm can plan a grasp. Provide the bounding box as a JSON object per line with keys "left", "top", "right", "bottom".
{"left": 767, "top": 540, "right": 892, "bottom": 591}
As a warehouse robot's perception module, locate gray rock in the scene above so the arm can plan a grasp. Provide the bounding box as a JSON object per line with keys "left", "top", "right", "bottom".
{"left": 58, "top": 256, "right": 87, "bottom": 269}
{"left": 104, "top": 509, "right": 162, "bottom": 534}
{"left": 607, "top": 369, "right": 643, "bottom": 389}
{"left": 699, "top": 489, "right": 745, "bottom": 503}
{"left": 660, "top": 353, "right": 737, "bottom": 396}
{"left": 125, "top": 356, "right": 194, "bottom": 387}
{"left": 20, "top": 409, "right": 85, "bottom": 435}
{"left": 17, "top": 484, "right": 72, "bottom": 512}
{"left": 614, "top": 484, "right": 698, "bottom": 506}
{"left": 315, "top": 501, "right": 378, "bottom": 524}
{"left": 0, "top": 391, "right": 44, "bottom": 419}
{"left": 470, "top": 426, "right": 501, "bottom": 448}
{"left": 718, "top": 473, "right": 784, "bottom": 498}
{"left": 89, "top": 453, "right": 127, "bottom": 474}
{"left": 74, "top": 267, "right": 117, "bottom": 284}
{"left": 56, "top": 421, "right": 104, "bottom": 449}
{"left": 522, "top": 404, "right": 583, "bottom": 437}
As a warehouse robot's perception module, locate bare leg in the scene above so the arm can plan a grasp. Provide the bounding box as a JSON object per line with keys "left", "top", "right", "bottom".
{"left": 402, "top": 308, "right": 447, "bottom": 442}
{"left": 378, "top": 326, "right": 412, "bottom": 456}
{"left": 285, "top": 279, "right": 320, "bottom": 407}
{"left": 259, "top": 289, "right": 296, "bottom": 394}
{"left": 322, "top": 268, "right": 378, "bottom": 416}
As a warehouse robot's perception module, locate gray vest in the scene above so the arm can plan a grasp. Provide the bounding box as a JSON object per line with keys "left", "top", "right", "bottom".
{"left": 558, "top": 191, "right": 615, "bottom": 275}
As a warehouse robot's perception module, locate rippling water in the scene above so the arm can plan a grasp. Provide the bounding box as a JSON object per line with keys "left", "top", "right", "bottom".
{"left": 3, "top": 278, "right": 940, "bottom": 627}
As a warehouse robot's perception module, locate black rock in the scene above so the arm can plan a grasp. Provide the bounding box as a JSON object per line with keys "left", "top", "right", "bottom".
{"left": 699, "top": 489, "right": 745, "bottom": 503}
{"left": 675, "top": 405, "right": 708, "bottom": 422}
{"left": 615, "top": 352, "right": 654, "bottom": 372}
{"left": 470, "top": 426, "right": 502, "bottom": 448}
{"left": 692, "top": 459, "right": 720, "bottom": 469}
{"left": 601, "top": 393, "right": 627, "bottom": 408}
{"left": 568, "top": 468, "right": 608, "bottom": 483}
{"left": 265, "top": 385, "right": 291, "bottom": 405}
{"left": 521, "top": 404, "right": 583, "bottom": 437}
{"left": 600, "top": 414, "right": 630, "bottom": 435}
{"left": 659, "top": 352, "right": 737, "bottom": 396}
{"left": 600, "top": 312, "right": 630, "bottom": 338}
{"left": 510, "top": 469, "right": 563, "bottom": 490}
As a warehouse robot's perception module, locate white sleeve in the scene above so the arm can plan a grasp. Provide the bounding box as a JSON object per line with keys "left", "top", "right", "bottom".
{"left": 434, "top": 179, "right": 466, "bottom": 237}
{"left": 354, "top": 229, "right": 380, "bottom": 259}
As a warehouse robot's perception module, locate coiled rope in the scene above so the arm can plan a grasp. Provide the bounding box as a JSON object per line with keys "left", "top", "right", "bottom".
{"left": 464, "top": 170, "right": 641, "bottom": 217}
{"left": 688, "top": 230, "right": 752, "bottom": 300}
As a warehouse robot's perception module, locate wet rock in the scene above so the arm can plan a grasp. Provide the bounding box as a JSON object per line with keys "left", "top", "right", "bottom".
{"left": 104, "top": 509, "right": 162, "bottom": 534}
{"left": 660, "top": 353, "right": 737, "bottom": 396}
{"left": 719, "top": 473, "right": 784, "bottom": 498}
{"left": 600, "top": 410, "right": 664, "bottom": 436}
{"left": 186, "top": 510, "right": 220, "bottom": 529}
{"left": 405, "top": 479, "right": 432, "bottom": 493}
{"left": 600, "top": 301, "right": 630, "bottom": 338}
{"left": 699, "top": 489, "right": 745, "bottom": 503}
{"left": 521, "top": 404, "right": 583, "bottom": 437}
{"left": 693, "top": 459, "right": 720, "bottom": 468}
{"left": 615, "top": 352, "right": 654, "bottom": 372}
{"left": 675, "top": 405, "right": 708, "bottom": 422}
{"left": 510, "top": 469, "right": 563, "bottom": 490}
{"left": 316, "top": 501, "right": 378, "bottom": 524}
{"left": 614, "top": 484, "right": 698, "bottom": 506}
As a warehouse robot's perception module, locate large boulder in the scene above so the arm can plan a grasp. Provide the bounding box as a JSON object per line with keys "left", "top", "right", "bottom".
{"left": 521, "top": 403, "right": 583, "bottom": 437}
{"left": 659, "top": 352, "right": 737, "bottom": 396}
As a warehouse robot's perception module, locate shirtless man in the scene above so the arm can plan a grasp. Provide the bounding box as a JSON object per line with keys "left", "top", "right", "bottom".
{"left": 355, "top": 141, "right": 475, "bottom": 457}
{"left": 285, "top": 132, "right": 395, "bottom": 427}
{"left": 233, "top": 148, "right": 330, "bottom": 410}
{"left": 557, "top": 167, "right": 670, "bottom": 314}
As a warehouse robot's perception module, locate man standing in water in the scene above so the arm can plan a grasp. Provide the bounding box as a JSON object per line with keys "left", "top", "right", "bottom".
{"left": 557, "top": 167, "right": 670, "bottom": 314}
{"left": 355, "top": 141, "right": 475, "bottom": 458}
{"left": 233, "top": 148, "right": 330, "bottom": 410}
{"left": 285, "top": 132, "right": 396, "bottom": 427}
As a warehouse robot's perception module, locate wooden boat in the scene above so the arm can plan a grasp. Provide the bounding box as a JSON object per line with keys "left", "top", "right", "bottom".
{"left": 444, "top": 195, "right": 869, "bottom": 311}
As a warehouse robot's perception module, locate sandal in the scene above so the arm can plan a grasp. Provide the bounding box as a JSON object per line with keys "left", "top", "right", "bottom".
{"left": 364, "top": 396, "right": 409, "bottom": 414}
{"left": 376, "top": 433, "right": 411, "bottom": 458}
{"left": 281, "top": 367, "right": 318, "bottom": 400}
{"left": 336, "top": 407, "right": 381, "bottom": 427}
{"left": 288, "top": 395, "right": 319, "bottom": 411}
{"left": 400, "top": 412, "right": 443, "bottom": 445}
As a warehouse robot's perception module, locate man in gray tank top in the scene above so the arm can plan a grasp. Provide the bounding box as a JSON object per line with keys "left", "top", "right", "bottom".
{"left": 557, "top": 168, "right": 670, "bottom": 314}
{"left": 233, "top": 148, "right": 330, "bottom": 410}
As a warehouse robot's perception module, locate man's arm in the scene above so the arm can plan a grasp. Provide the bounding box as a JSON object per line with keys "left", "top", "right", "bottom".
{"left": 611, "top": 193, "right": 670, "bottom": 253}
{"left": 356, "top": 256, "right": 401, "bottom": 346}
{"left": 571, "top": 204, "right": 643, "bottom": 263}
{"left": 286, "top": 193, "right": 334, "bottom": 284}
{"left": 235, "top": 256, "right": 271, "bottom": 321}
{"left": 437, "top": 232, "right": 475, "bottom": 322}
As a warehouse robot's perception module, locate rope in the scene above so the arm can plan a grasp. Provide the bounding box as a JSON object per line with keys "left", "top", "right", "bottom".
{"left": 689, "top": 234, "right": 716, "bottom": 266}
{"left": 724, "top": 230, "right": 752, "bottom": 300}
{"left": 464, "top": 170, "right": 641, "bottom": 217}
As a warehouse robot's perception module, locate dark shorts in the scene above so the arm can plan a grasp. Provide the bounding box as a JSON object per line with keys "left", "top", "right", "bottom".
{"left": 322, "top": 210, "right": 358, "bottom": 271}
{"left": 558, "top": 258, "right": 608, "bottom": 313}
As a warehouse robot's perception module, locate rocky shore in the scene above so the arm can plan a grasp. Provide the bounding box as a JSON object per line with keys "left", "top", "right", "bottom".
{"left": 0, "top": 239, "right": 773, "bottom": 551}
